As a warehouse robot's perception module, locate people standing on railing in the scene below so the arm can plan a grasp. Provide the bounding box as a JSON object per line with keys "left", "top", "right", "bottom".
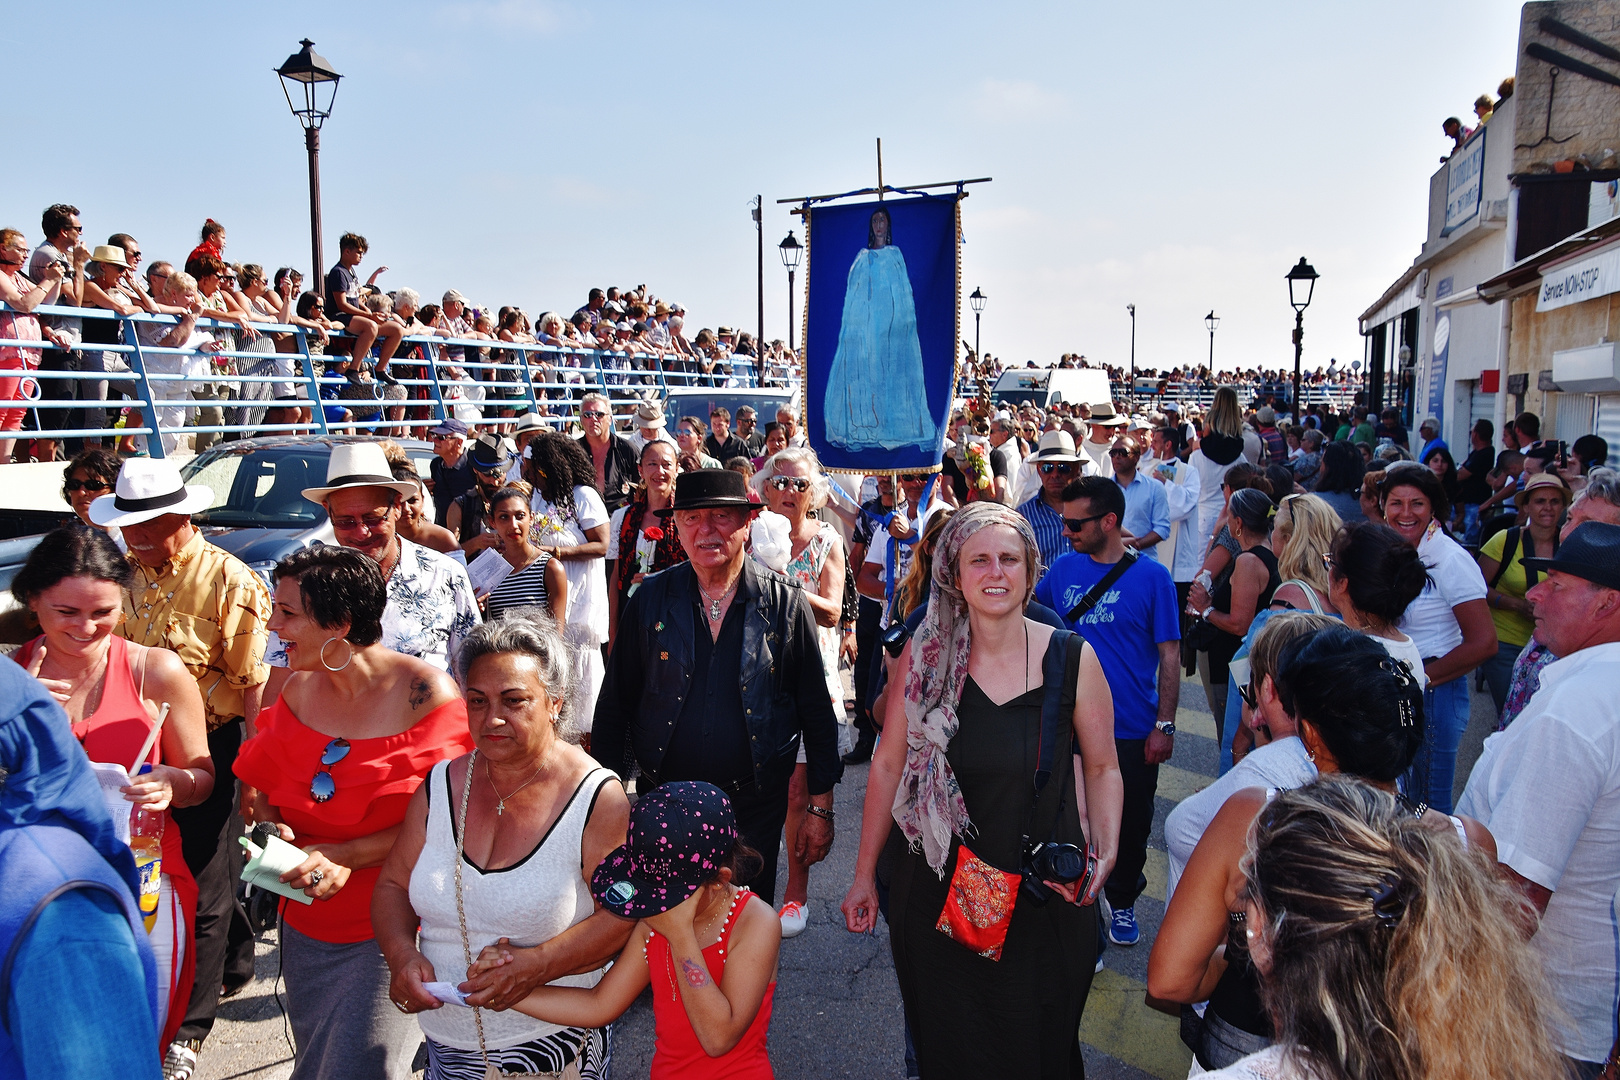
{"left": 232, "top": 264, "right": 288, "bottom": 435}
{"left": 0, "top": 227, "right": 51, "bottom": 462}
{"left": 27, "top": 203, "right": 92, "bottom": 463}
{"left": 323, "top": 232, "right": 402, "bottom": 381}
{"left": 184, "top": 253, "right": 257, "bottom": 453}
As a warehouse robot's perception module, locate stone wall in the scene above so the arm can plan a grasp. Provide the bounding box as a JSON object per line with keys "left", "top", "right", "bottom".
{"left": 1513, "top": 1, "right": 1620, "bottom": 175}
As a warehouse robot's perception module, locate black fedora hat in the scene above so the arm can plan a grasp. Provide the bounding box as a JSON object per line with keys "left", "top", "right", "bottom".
{"left": 1523, "top": 520, "right": 1620, "bottom": 591}
{"left": 656, "top": 468, "right": 757, "bottom": 517}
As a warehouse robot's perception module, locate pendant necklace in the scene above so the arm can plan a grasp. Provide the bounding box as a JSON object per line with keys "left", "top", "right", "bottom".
{"left": 485, "top": 754, "right": 546, "bottom": 816}
{"left": 697, "top": 574, "right": 739, "bottom": 622}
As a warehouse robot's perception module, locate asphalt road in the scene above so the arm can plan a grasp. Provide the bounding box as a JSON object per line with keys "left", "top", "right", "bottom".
{"left": 193, "top": 669, "right": 1501, "bottom": 1080}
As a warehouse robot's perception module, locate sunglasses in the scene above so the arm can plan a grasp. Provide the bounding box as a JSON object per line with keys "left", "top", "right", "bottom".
{"left": 899, "top": 474, "right": 929, "bottom": 483}
{"left": 768, "top": 476, "right": 811, "bottom": 492}
{"left": 1237, "top": 682, "right": 1259, "bottom": 710}
{"left": 309, "top": 738, "right": 351, "bottom": 802}
{"left": 64, "top": 478, "right": 113, "bottom": 493}
{"left": 1038, "top": 462, "right": 1075, "bottom": 475}
{"left": 580, "top": 409, "right": 608, "bottom": 419}
{"left": 1108, "top": 447, "right": 1135, "bottom": 457}
{"left": 1062, "top": 512, "right": 1108, "bottom": 532}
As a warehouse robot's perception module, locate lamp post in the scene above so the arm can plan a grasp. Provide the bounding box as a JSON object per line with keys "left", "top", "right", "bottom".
{"left": 969, "top": 287, "right": 986, "bottom": 359}
{"left": 778, "top": 231, "right": 802, "bottom": 354}
{"left": 1204, "top": 310, "right": 1219, "bottom": 371}
{"left": 276, "top": 39, "right": 342, "bottom": 289}
{"left": 1286, "top": 257, "right": 1319, "bottom": 418}
{"left": 1127, "top": 303, "right": 1136, "bottom": 410}
{"left": 751, "top": 196, "right": 763, "bottom": 356}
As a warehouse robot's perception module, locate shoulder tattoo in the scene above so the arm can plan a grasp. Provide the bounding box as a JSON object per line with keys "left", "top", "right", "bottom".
{"left": 409, "top": 676, "right": 432, "bottom": 710}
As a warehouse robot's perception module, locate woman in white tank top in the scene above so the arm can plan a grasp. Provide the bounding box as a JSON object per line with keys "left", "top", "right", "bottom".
{"left": 373, "top": 619, "right": 633, "bottom": 1080}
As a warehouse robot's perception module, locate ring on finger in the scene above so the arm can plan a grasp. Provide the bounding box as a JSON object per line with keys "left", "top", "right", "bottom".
{"left": 309, "top": 869, "right": 324, "bottom": 886}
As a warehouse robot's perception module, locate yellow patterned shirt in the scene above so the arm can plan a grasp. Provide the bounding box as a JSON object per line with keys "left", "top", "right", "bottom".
{"left": 120, "top": 529, "right": 271, "bottom": 730}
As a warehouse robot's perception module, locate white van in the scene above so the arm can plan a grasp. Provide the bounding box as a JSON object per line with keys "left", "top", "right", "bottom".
{"left": 989, "top": 368, "right": 1114, "bottom": 412}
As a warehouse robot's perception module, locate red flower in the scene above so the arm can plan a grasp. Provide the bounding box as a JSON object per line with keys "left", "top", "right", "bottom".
{"left": 642, "top": 526, "right": 665, "bottom": 542}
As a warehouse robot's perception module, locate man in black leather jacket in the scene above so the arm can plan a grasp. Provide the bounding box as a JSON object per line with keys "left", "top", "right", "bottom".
{"left": 593, "top": 469, "right": 842, "bottom": 906}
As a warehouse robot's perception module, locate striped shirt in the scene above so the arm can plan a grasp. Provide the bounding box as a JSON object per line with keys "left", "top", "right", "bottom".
{"left": 1018, "top": 494, "right": 1071, "bottom": 575}
{"left": 486, "top": 553, "right": 554, "bottom": 622}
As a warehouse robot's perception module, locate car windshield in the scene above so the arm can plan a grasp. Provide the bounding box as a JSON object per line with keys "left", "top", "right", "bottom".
{"left": 662, "top": 390, "right": 793, "bottom": 433}
{"left": 181, "top": 444, "right": 434, "bottom": 528}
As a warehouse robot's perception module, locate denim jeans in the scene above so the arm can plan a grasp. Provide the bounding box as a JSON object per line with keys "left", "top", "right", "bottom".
{"left": 1404, "top": 675, "right": 1471, "bottom": 814}
{"left": 1480, "top": 639, "right": 1523, "bottom": 719}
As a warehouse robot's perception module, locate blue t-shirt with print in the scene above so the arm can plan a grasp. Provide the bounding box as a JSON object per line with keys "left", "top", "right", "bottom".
{"left": 1034, "top": 551, "right": 1180, "bottom": 739}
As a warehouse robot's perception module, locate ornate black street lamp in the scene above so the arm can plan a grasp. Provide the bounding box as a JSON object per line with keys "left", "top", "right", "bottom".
{"left": 277, "top": 39, "right": 342, "bottom": 288}
{"left": 778, "top": 232, "right": 802, "bottom": 353}
{"left": 1286, "top": 257, "right": 1319, "bottom": 415}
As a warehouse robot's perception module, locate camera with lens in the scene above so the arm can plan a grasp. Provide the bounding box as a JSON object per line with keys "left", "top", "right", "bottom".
{"left": 881, "top": 621, "right": 912, "bottom": 658}
{"left": 1020, "top": 839, "right": 1095, "bottom": 904}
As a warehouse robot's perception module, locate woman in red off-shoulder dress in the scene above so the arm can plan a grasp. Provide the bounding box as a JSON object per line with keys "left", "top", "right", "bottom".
{"left": 235, "top": 547, "right": 472, "bottom": 1080}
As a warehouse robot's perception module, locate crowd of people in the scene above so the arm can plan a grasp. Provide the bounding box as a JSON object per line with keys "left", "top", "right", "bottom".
{"left": 1, "top": 206, "right": 803, "bottom": 462}
{"left": 6, "top": 210, "right": 1620, "bottom": 1080}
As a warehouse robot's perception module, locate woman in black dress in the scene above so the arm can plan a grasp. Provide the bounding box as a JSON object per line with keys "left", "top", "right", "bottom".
{"left": 842, "top": 502, "right": 1122, "bottom": 1078}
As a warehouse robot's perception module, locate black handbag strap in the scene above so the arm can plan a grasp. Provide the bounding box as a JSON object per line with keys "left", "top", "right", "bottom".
{"left": 1489, "top": 527, "right": 1520, "bottom": 589}
{"left": 1022, "top": 631, "right": 1084, "bottom": 848}
{"left": 1064, "top": 548, "right": 1140, "bottom": 622}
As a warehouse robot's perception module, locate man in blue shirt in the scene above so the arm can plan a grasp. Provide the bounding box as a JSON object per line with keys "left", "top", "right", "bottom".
{"left": 1108, "top": 435, "right": 1171, "bottom": 565}
{"left": 1416, "top": 417, "right": 1447, "bottom": 465}
{"left": 1034, "top": 475, "right": 1180, "bottom": 948}
{"left": 1018, "top": 430, "right": 1086, "bottom": 571}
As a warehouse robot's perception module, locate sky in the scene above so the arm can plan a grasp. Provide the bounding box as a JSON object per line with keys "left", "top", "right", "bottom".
{"left": 8, "top": 1, "right": 1526, "bottom": 374}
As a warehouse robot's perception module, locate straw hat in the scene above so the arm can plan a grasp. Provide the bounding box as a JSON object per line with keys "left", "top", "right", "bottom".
{"left": 301, "top": 442, "right": 419, "bottom": 504}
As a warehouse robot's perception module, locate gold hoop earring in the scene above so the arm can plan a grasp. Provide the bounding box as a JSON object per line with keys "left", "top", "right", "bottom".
{"left": 320, "top": 637, "right": 353, "bottom": 672}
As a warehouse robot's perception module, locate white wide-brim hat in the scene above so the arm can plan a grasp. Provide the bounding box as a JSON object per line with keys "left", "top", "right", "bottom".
{"left": 89, "top": 459, "right": 213, "bottom": 527}
{"left": 301, "top": 442, "right": 419, "bottom": 505}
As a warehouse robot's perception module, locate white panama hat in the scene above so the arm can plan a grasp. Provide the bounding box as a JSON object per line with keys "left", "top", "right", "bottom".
{"left": 89, "top": 458, "right": 213, "bottom": 527}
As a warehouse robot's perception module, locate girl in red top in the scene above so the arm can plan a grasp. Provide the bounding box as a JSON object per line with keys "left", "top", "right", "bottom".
{"left": 9, "top": 525, "right": 214, "bottom": 1056}
{"left": 472, "top": 782, "right": 779, "bottom": 1079}
{"left": 235, "top": 546, "right": 471, "bottom": 1080}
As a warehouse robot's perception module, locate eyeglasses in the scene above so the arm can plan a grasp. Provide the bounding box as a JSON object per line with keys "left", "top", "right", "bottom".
{"left": 1321, "top": 551, "right": 1338, "bottom": 573}
{"left": 126, "top": 251, "right": 142, "bottom": 263}
{"left": 1108, "top": 448, "right": 1135, "bottom": 458}
{"left": 768, "top": 476, "right": 812, "bottom": 492}
{"left": 330, "top": 513, "right": 391, "bottom": 531}
{"left": 1237, "top": 682, "right": 1259, "bottom": 710}
{"left": 899, "top": 474, "right": 929, "bottom": 483}
{"left": 64, "top": 478, "right": 113, "bottom": 493}
{"left": 1038, "top": 462, "right": 1076, "bottom": 475}
{"left": 1062, "top": 513, "right": 1108, "bottom": 532}
{"left": 581, "top": 409, "right": 608, "bottom": 419}
{"left": 309, "top": 738, "right": 351, "bottom": 803}
{"left": 473, "top": 465, "right": 507, "bottom": 479}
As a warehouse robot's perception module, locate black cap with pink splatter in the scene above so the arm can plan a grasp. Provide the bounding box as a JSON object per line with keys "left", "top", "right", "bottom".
{"left": 591, "top": 781, "right": 738, "bottom": 919}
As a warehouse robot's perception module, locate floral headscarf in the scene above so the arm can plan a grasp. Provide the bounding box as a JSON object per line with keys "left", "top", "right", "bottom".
{"left": 892, "top": 501, "right": 1044, "bottom": 876}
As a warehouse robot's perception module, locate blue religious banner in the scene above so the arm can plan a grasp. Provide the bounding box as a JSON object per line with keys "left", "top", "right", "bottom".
{"left": 802, "top": 194, "right": 960, "bottom": 473}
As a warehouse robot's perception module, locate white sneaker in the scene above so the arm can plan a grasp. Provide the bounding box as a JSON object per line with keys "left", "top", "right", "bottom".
{"left": 163, "top": 1042, "right": 199, "bottom": 1080}
{"left": 779, "top": 900, "right": 809, "bottom": 938}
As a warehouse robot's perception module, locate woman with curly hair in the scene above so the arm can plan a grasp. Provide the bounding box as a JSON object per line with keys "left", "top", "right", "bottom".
{"left": 1199, "top": 774, "right": 1565, "bottom": 1080}
{"left": 523, "top": 430, "right": 610, "bottom": 743}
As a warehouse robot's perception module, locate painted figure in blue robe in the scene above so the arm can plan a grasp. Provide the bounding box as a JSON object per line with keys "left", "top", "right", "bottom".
{"left": 824, "top": 207, "right": 938, "bottom": 452}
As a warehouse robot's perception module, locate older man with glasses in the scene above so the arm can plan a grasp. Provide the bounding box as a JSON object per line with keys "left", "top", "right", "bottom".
{"left": 576, "top": 390, "right": 639, "bottom": 514}
{"left": 1110, "top": 434, "right": 1170, "bottom": 563}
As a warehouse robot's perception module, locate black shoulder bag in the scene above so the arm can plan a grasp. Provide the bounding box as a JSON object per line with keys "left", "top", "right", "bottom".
{"left": 1064, "top": 548, "right": 1141, "bottom": 623}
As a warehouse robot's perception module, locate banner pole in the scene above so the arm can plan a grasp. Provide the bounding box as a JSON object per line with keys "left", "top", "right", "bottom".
{"left": 876, "top": 137, "right": 884, "bottom": 201}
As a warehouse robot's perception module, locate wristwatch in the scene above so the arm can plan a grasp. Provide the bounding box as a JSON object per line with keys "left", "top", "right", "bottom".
{"left": 1154, "top": 720, "right": 1176, "bottom": 736}
{"left": 1200, "top": 605, "right": 1215, "bottom": 620}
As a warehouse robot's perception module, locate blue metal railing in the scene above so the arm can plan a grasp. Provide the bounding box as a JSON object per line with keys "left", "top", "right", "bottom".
{"left": 0, "top": 303, "right": 775, "bottom": 457}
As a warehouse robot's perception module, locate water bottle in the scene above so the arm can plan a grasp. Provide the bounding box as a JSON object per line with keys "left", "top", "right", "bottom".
{"left": 129, "top": 764, "right": 163, "bottom": 933}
